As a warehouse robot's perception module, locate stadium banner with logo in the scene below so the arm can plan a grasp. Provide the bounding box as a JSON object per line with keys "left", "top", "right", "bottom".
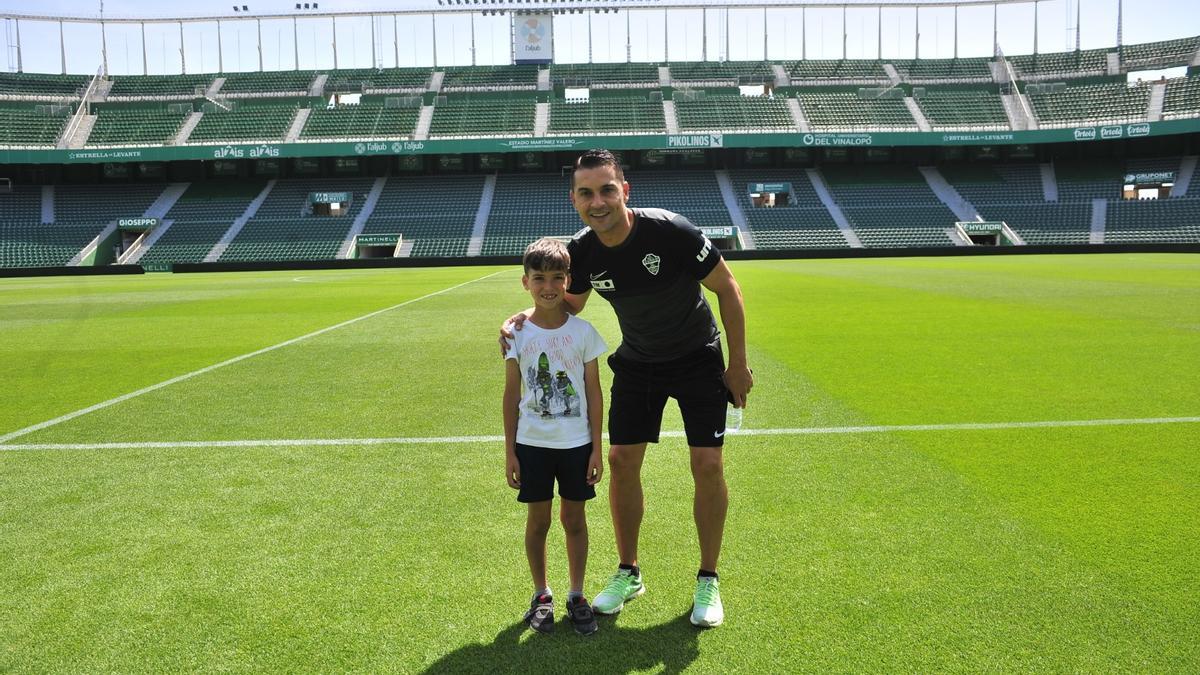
{"left": 513, "top": 14, "right": 553, "bottom": 64}
{"left": 4, "top": 119, "right": 1200, "bottom": 166}
{"left": 118, "top": 218, "right": 160, "bottom": 230}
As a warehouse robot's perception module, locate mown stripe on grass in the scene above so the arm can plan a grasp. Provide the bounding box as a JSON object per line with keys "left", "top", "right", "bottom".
{"left": 0, "top": 270, "right": 509, "bottom": 445}
{"left": 2, "top": 416, "right": 1196, "bottom": 451}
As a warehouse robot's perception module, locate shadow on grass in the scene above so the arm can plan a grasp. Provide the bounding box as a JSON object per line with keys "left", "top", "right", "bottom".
{"left": 423, "top": 612, "right": 701, "bottom": 675}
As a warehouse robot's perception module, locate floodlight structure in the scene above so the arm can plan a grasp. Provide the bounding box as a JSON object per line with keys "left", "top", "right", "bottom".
{"left": 1, "top": 0, "right": 1129, "bottom": 75}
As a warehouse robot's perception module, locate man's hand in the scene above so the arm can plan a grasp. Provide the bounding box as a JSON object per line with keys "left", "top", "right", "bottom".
{"left": 498, "top": 311, "right": 530, "bottom": 356}
{"left": 506, "top": 451, "right": 521, "bottom": 489}
{"left": 724, "top": 364, "right": 753, "bottom": 409}
{"left": 586, "top": 450, "right": 604, "bottom": 486}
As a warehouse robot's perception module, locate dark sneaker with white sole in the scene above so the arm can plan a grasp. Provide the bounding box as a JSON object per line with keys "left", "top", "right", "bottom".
{"left": 524, "top": 593, "right": 554, "bottom": 634}
{"left": 566, "top": 596, "right": 598, "bottom": 635}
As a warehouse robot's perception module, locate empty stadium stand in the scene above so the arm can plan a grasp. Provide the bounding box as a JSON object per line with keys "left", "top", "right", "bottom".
{"left": 549, "top": 96, "right": 665, "bottom": 134}
{"left": 483, "top": 173, "right": 580, "bottom": 256}
{"left": 727, "top": 169, "right": 847, "bottom": 249}
{"left": 218, "top": 178, "right": 375, "bottom": 261}
{"left": 822, "top": 166, "right": 959, "bottom": 247}
{"left": 797, "top": 91, "right": 917, "bottom": 130}
{"left": 86, "top": 108, "right": 188, "bottom": 147}
{"left": 914, "top": 89, "right": 1009, "bottom": 129}
{"left": 361, "top": 175, "right": 486, "bottom": 258}
{"left": 675, "top": 94, "right": 794, "bottom": 131}
{"left": 138, "top": 181, "right": 267, "bottom": 265}
{"left": 428, "top": 95, "right": 537, "bottom": 137}
{"left": 300, "top": 104, "right": 420, "bottom": 140}
{"left": 1027, "top": 81, "right": 1150, "bottom": 127}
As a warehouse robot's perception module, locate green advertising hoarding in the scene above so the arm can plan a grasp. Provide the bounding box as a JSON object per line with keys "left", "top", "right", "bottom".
{"left": 2, "top": 120, "right": 1197, "bottom": 166}
{"left": 356, "top": 234, "right": 402, "bottom": 246}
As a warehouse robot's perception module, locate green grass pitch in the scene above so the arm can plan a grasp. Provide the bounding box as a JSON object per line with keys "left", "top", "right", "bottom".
{"left": 1, "top": 253, "right": 1197, "bottom": 672}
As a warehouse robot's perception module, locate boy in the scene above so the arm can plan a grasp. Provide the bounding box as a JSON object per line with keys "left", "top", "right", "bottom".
{"left": 503, "top": 237, "right": 608, "bottom": 635}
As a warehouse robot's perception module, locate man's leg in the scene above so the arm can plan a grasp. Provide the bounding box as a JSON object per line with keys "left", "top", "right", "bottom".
{"left": 608, "top": 442, "right": 648, "bottom": 566}
{"left": 689, "top": 445, "right": 727, "bottom": 572}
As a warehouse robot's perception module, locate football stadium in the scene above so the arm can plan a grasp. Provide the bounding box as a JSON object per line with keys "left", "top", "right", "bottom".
{"left": 1, "top": 0, "right": 1198, "bottom": 671}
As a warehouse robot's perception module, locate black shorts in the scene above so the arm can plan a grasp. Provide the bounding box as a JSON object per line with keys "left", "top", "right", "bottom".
{"left": 607, "top": 339, "right": 730, "bottom": 448}
{"left": 515, "top": 442, "right": 597, "bottom": 503}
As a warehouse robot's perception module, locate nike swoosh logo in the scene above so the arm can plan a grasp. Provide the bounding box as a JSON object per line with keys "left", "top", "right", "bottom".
{"left": 589, "top": 272, "right": 608, "bottom": 280}
{"left": 714, "top": 430, "right": 725, "bottom": 438}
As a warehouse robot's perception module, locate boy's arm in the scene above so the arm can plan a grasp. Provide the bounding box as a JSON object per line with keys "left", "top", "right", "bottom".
{"left": 583, "top": 358, "right": 604, "bottom": 486}
{"left": 503, "top": 359, "right": 522, "bottom": 489}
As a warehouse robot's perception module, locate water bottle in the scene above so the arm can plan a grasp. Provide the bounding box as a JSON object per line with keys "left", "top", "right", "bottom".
{"left": 726, "top": 406, "right": 743, "bottom": 434}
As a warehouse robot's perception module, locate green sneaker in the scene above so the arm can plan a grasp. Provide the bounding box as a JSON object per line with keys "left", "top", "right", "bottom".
{"left": 592, "top": 569, "right": 645, "bottom": 615}
{"left": 690, "top": 577, "right": 724, "bottom": 627}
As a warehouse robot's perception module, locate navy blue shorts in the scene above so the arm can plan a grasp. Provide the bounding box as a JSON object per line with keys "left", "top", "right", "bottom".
{"left": 515, "top": 442, "right": 597, "bottom": 503}
{"left": 607, "top": 339, "right": 730, "bottom": 448}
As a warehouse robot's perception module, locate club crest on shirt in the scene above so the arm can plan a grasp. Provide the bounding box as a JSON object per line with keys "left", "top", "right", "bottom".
{"left": 642, "top": 253, "right": 661, "bottom": 276}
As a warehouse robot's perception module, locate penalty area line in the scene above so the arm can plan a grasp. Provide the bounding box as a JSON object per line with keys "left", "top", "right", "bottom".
{"left": 2, "top": 416, "right": 1197, "bottom": 452}
{"left": 0, "top": 270, "right": 510, "bottom": 446}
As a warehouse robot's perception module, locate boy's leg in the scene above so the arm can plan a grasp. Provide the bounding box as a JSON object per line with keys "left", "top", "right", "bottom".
{"left": 560, "top": 498, "right": 588, "bottom": 594}
{"left": 608, "top": 442, "right": 648, "bottom": 566}
{"left": 525, "top": 501, "right": 553, "bottom": 592}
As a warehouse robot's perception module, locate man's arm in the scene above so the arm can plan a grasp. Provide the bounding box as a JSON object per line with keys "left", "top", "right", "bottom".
{"left": 498, "top": 289, "right": 593, "bottom": 355}
{"left": 701, "top": 258, "right": 753, "bottom": 408}
{"left": 502, "top": 359, "right": 522, "bottom": 489}
{"left": 583, "top": 358, "right": 604, "bottom": 486}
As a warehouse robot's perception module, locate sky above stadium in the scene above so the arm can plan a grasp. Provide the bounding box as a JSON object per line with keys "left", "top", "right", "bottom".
{"left": 1, "top": 0, "right": 1197, "bottom": 74}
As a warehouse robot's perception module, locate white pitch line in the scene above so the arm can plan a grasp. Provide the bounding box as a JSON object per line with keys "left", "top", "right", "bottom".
{"left": 0, "top": 270, "right": 509, "bottom": 445}
{"left": 2, "top": 416, "right": 1197, "bottom": 452}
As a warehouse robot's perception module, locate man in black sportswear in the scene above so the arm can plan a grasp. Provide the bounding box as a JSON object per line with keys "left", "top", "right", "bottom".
{"left": 503, "top": 149, "right": 752, "bottom": 627}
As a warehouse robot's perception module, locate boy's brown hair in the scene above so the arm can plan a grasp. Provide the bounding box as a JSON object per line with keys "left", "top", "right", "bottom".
{"left": 522, "top": 237, "right": 570, "bottom": 274}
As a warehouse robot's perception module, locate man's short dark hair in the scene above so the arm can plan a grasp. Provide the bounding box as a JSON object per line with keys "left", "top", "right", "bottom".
{"left": 572, "top": 148, "right": 624, "bottom": 187}
{"left": 523, "top": 237, "right": 570, "bottom": 274}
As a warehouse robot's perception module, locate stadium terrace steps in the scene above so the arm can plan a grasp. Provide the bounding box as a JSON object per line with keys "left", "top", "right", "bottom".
{"left": 218, "top": 178, "right": 376, "bottom": 262}
{"left": 919, "top": 167, "right": 981, "bottom": 222}
{"left": 942, "top": 164, "right": 1047, "bottom": 206}
{"left": 143, "top": 180, "right": 267, "bottom": 266}
{"left": 63, "top": 114, "right": 97, "bottom": 149}
{"left": 1041, "top": 164, "right": 1059, "bottom": 201}
{"left": 173, "top": 112, "right": 204, "bottom": 145}
{"left": 1090, "top": 199, "right": 1108, "bottom": 244}
{"left": 287, "top": 108, "right": 311, "bottom": 142}
{"left": 821, "top": 166, "right": 959, "bottom": 248}
{"left": 205, "top": 180, "right": 276, "bottom": 262}
{"left": 41, "top": 185, "right": 54, "bottom": 223}
{"left": 904, "top": 97, "right": 932, "bottom": 131}
{"left": 1148, "top": 83, "right": 1167, "bottom": 122}
{"left": 362, "top": 174, "right": 485, "bottom": 259}
{"left": 336, "top": 177, "right": 388, "bottom": 259}
{"left": 786, "top": 98, "right": 811, "bottom": 132}
{"left": 67, "top": 220, "right": 118, "bottom": 266}
{"left": 467, "top": 174, "right": 498, "bottom": 257}
{"left": 714, "top": 170, "right": 752, "bottom": 249}
{"left": 119, "top": 219, "right": 174, "bottom": 265}
{"left": 309, "top": 74, "right": 328, "bottom": 98}
{"left": 801, "top": 168, "right": 860, "bottom": 248}
{"left": 1171, "top": 156, "right": 1197, "bottom": 197}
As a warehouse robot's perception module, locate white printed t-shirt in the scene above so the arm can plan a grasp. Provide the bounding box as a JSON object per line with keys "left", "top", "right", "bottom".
{"left": 505, "top": 314, "right": 607, "bottom": 449}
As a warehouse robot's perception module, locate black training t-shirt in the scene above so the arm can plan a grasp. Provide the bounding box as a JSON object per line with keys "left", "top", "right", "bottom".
{"left": 567, "top": 207, "right": 722, "bottom": 363}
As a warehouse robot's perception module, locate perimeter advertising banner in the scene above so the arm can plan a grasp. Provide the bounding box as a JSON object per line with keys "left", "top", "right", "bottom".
{"left": 513, "top": 14, "right": 553, "bottom": 64}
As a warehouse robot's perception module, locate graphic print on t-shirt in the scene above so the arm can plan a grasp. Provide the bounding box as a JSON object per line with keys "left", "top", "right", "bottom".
{"left": 525, "top": 351, "right": 581, "bottom": 418}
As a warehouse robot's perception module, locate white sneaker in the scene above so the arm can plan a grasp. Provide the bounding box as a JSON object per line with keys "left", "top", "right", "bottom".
{"left": 690, "top": 576, "right": 724, "bottom": 627}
